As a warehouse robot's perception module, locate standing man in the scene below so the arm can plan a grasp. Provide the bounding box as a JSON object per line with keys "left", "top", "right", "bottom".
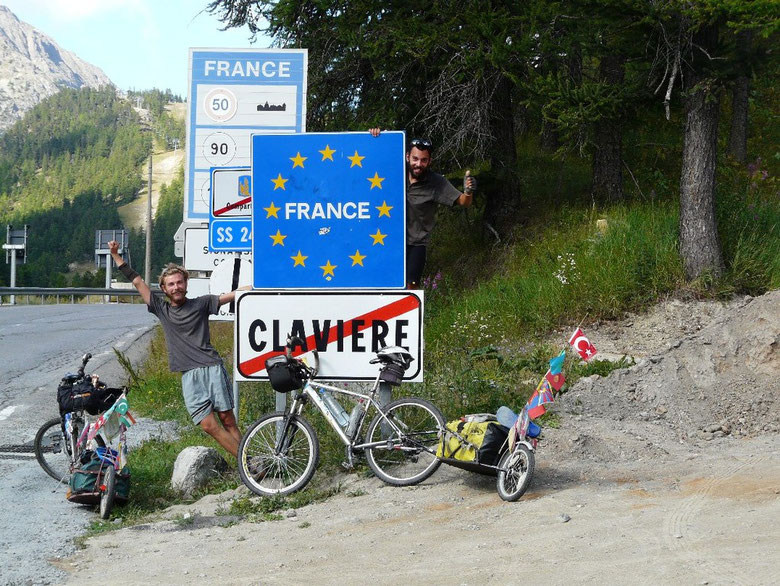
{"left": 370, "top": 129, "right": 476, "bottom": 287}
{"left": 108, "top": 240, "right": 244, "bottom": 458}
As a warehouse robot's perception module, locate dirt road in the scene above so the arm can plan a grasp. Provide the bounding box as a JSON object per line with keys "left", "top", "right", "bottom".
{"left": 62, "top": 291, "right": 780, "bottom": 585}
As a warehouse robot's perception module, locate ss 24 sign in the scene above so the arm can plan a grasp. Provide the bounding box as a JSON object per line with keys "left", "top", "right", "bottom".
{"left": 210, "top": 219, "right": 252, "bottom": 250}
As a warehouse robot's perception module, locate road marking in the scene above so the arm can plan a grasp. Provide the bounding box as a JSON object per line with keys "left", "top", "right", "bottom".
{"left": 0, "top": 406, "right": 18, "bottom": 421}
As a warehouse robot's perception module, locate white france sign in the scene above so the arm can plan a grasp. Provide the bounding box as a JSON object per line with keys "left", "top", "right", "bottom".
{"left": 234, "top": 291, "right": 424, "bottom": 382}
{"left": 184, "top": 48, "right": 308, "bottom": 222}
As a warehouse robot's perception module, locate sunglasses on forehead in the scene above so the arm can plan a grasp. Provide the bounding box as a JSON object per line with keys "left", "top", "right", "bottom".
{"left": 409, "top": 138, "right": 432, "bottom": 150}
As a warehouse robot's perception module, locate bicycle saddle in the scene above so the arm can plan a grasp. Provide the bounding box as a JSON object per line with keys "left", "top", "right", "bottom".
{"left": 370, "top": 346, "right": 414, "bottom": 368}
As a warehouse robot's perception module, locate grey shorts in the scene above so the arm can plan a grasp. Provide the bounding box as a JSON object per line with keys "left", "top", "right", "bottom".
{"left": 181, "top": 363, "right": 234, "bottom": 424}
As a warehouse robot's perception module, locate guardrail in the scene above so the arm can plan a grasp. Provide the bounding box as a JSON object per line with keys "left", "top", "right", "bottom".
{"left": 0, "top": 287, "right": 151, "bottom": 305}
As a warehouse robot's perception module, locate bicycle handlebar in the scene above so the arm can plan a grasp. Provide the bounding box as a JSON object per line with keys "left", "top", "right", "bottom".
{"left": 77, "top": 353, "right": 92, "bottom": 378}
{"left": 286, "top": 335, "right": 319, "bottom": 378}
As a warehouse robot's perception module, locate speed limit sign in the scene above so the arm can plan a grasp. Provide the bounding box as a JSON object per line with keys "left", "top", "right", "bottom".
{"left": 203, "top": 88, "right": 238, "bottom": 122}
{"left": 184, "top": 48, "right": 308, "bottom": 222}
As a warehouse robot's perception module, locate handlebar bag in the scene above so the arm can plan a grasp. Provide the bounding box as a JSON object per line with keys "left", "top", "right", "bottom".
{"left": 58, "top": 381, "right": 123, "bottom": 416}
{"left": 266, "top": 355, "right": 304, "bottom": 393}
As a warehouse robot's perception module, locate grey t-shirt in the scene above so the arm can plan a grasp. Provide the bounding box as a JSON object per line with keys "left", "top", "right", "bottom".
{"left": 406, "top": 171, "right": 462, "bottom": 246}
{"left": 147, "top": 293, "right": 222, "bottom": 372}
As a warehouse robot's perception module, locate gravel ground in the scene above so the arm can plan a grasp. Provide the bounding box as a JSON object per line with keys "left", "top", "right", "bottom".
{"left": 61, "top": 290, "right": 780, "bottom": 585}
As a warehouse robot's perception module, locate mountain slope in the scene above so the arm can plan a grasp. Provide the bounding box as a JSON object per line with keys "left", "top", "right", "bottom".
{"left": 0, "top": 5, "right": 113, "bottom": 132}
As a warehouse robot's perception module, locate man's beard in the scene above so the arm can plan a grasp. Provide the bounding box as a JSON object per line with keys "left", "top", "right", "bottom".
{"left": 408, "top": 164, "right": 429, "bottom": 180}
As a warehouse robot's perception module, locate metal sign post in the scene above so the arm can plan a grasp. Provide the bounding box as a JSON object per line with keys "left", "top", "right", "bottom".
{"left": 4, "top": 225, "right": 28, "bottom": 305}
{"left": 95, "top": 229, "right": 129, "bottom": 302}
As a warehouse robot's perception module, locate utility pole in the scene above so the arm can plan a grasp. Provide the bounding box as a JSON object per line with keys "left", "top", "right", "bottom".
{"left": 144, "top": 134, "right": 153, "bottom": 284}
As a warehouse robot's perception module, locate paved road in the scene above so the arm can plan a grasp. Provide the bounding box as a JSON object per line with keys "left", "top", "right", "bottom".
{"left": 0, "top": 303, "right": 158, "bottom": 586}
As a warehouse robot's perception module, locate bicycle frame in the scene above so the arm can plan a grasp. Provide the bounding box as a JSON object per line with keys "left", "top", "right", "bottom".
{"left": 278, "top": 374, "right": 408, "bottom": 454}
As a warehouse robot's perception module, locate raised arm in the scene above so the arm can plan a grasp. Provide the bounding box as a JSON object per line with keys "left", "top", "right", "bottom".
{"left": 108, "top": 240, "right": 152, "bottom": 305}
{"left": 218, "top": 285, "right": 252, "bottom": 307}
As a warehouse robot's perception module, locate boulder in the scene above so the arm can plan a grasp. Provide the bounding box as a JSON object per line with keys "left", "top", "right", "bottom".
{"left": 171, "top": 446, "right": 229, "bottom": 498}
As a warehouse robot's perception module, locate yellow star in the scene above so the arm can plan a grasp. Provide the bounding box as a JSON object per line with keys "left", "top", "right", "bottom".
{"left": 290, "top": 152, "right": 307, "bottom": 168}
{"left": 264, "top": 201, "right": 281, "bottom": 218}
{"left": 367, "top": 172, "right": 385, "bottom": 189}
{"left": 349, "top": 250, "right": 367, "bottom": 266}
{"left": 319, "top": 144, "right": 336, "bottom": 161}
{"left": 347, "top": 150, "right": 365, "bottom": 168}
{"left": 376, "top": 201, "right": 393, "bottom": 217}
{"left": 271, "top": 173, "right": 288, "bottom": 190}
{"left": 370, "top": 229, "right": 387, "bottom": 245}
{"left": 320, "top": 260, "right": 337, "bottom": 279}
{"left": 291, "top": 250, "right": 308, "bottom": 267}
{"left": 269, "top": 230, "right": 287, "bottom": 246}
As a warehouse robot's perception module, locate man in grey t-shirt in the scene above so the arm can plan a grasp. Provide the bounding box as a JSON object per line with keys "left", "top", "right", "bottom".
{"left": 370, "top": 130, "right": 476, "bottom": 287}
{"left": 108, "top": 240, "right": 245, "bottom": 458}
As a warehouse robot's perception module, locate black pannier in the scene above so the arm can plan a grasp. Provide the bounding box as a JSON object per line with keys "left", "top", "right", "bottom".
{"left": 266, "top": 355, "right": 304, "bottom": 393}
{"left": 57, "top": 380, "right": 123, "bottom": 416}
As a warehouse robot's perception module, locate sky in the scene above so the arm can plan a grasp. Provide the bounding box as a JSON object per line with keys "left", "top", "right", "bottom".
{"left": 2, "top": 0, "right": 270, "bottom": 98}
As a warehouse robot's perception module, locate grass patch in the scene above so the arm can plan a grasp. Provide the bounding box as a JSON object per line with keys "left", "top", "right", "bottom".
{"left": 220, "top": 485, "right": 342, "bottom": 523}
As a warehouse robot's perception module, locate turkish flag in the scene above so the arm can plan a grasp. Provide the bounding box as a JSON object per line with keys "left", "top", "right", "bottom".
{"left": 568, "top": 327, "right": 598, "bottom": 362}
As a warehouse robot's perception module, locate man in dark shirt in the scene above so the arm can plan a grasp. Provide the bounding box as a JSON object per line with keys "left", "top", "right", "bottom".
{"left": 108, "top": 240, "right": 245, "bottom": 457}
{"left": 370, "top": 129, "right": 476, "bottom": 286}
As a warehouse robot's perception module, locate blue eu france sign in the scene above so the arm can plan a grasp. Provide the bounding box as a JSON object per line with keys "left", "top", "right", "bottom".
{"left": 251, "top": 131, "right": 405, "bottom": 289}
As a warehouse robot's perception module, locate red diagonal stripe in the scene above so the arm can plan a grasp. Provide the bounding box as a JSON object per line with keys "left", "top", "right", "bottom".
{"left": 239, "top": 295, "right": 420, "bottom": 377}
{"left": 214, "top": 195, "right": 252, "bottom": 216}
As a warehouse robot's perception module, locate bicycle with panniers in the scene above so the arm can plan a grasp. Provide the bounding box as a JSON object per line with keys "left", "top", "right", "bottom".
{"left": 34, "top": 353, "right": 132, "bottom": 518}
{"left": 238, "top": 336, "right": 445, "bottom": 496}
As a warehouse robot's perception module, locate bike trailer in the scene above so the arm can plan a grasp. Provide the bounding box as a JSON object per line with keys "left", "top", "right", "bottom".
{"left": 436, "top": 414, "right": 510, "bottom": 475}
{"left": 66, "top": 450, "right": 130, "bottom": 505}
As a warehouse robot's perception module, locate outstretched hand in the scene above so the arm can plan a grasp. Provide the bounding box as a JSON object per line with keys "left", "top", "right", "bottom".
{"left": 464, "top": 170, "right": 477, "bottom": 195}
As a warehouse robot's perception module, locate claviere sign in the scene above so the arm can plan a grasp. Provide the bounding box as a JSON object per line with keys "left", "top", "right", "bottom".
{"left": 234, "top": 291, "right": 423, "bottom": 382}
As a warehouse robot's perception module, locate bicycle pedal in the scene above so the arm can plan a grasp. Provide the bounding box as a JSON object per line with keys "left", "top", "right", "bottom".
{"left": 341, "top": 460, "right": 354, "bottom": 471}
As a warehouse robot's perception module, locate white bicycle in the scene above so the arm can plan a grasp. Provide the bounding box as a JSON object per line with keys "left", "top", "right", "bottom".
{"left": 238, "top": 336, "right": 445, "bottom": 496}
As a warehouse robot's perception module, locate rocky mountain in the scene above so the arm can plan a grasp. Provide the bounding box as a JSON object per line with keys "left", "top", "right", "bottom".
{"left": 0, "top": 5, "right": 113, "bottom": 133}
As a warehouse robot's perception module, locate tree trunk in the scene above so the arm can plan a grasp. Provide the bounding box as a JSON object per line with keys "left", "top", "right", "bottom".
{"left": 591, "top": 55, "right": 625, "bottom": 201}
{"left": 727, "top": 30, "right": 752, "bottom": 164}
{"left": 679, "top": 65, "right": 724, "bottom": 281}
{"left": 727, "top": 75, "right": 749, "bottom": 163}
{"left": 484, "top": 75, "right": 522, "bottom": 238}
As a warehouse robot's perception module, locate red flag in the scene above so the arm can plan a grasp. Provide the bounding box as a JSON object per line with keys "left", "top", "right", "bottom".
{"left": 568, "top": 327, "right": 598, "bottom": 361}
{"left": 545, "top": 370, "right": 566, "bottom": 391}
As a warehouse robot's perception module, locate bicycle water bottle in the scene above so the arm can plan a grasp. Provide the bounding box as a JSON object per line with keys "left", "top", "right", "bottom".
{"left": 346, "top": 399, "right": 365, "bottom": 437}
{"left": 321, "top": 391, "right": 349, "bottom": 428}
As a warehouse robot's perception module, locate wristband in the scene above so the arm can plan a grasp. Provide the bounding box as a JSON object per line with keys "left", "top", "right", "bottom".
{"left": 118, "top": 263, "right": 140, "bottom": 281}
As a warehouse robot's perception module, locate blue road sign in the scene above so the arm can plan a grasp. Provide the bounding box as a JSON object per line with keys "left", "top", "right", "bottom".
{"left": 210, "top": 219, "right": 253, "bottom": 251}
{"left": 184, "top": 48, "right": 307, "bottom": 222}
{"left": 251, "top": 131, "right": 405, "bottom": 289}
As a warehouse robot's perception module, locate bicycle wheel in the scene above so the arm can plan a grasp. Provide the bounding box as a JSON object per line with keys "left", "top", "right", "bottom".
{"left": 238, "top": 412, "right": 319, "bottom": 497}
{"left": 99, "top": 465, "right": 116, "bottom": 519}
{"left": 364, "top": 397, "right": 444, "bottom": 487}
{"left": 496, "top": 444, "right": 535, "bottom": 502}
{"left": 34, "top": 417, "right": 72, "bottom": 482}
